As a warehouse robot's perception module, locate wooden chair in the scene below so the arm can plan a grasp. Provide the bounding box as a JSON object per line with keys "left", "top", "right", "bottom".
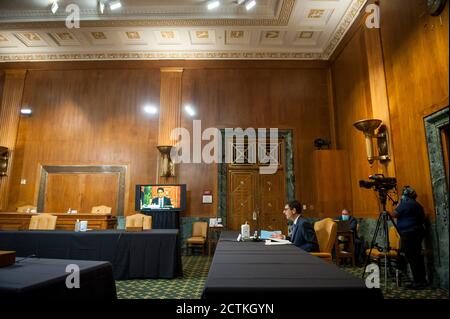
{"left": 125, "top": 213, "right": 152, "bottom": 230}
{"left": 187, "top": 221, "right": 208, "bottom": 255}
{"left": 91, "top": 205, "right": 112, "bottom": 215}
{"left": 311, "top": 218, "right": 337, "bottom": 263}
{"left": 29, "top": 213, "right": 57, "bottom": 230}
{"left": 17, "top": 205, "right": 37, "bottom": 213}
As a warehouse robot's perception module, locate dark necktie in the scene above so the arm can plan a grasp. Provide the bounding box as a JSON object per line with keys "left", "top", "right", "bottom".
{"left": 291, "top": 223, "right": 298, "bottom": 242}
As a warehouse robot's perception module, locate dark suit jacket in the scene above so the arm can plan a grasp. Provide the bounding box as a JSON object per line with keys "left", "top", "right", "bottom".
{"left": 287, "top": 218, "right": 319, "bottom": 252}
{"left": 151, "top": 196, "right": 172, "bottom": 206}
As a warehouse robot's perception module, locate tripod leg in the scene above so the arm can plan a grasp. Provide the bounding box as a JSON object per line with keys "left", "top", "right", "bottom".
{"left": 384, "top": 213, "right": 389, "bottom": 291}
{"left": 361, "top": 213, "right": 383, "bottom": 278}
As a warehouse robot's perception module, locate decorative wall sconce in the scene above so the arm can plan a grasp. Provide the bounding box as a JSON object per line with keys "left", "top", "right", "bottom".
{"left": 0, "top": 146, "right": 9, "bottom": 176}
{"left": 157, "top": 145, "right": 175, "bottom": 177}
{"left": 353, "top": 119, "right": 390, "bottom": 164}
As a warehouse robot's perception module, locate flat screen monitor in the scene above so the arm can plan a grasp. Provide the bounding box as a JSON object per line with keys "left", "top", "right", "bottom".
{"left": 135, "top": 184, "right": 186, "bottom": 212}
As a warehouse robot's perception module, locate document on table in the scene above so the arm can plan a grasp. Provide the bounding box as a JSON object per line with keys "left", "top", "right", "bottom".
{"left": 264, "top": 237, "right": 292, "bottom": 245}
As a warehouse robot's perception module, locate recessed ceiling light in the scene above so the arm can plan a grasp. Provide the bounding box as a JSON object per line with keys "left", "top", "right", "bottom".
{"left": 109, "top": 0, "right": 122, "bottom": 10}
{"left": 207, "top": 0, "right": 220, "bottom": 10}
{"left": 245, "top": 0, "right": 256, "bottom": 11}
{"left": 143, "top": 105, "right": 158, "bottom": 115}
{"left": 20, "top": 108, "right": 32, "bottom": 115}
{"left": 99, "top": 0, "right": 105, "bottom": 14}
{"left": 51, "top": 0, "right": 59, "bottom": 14}
{"left": 184, "top": 105, "right": 196, "bottom": 117}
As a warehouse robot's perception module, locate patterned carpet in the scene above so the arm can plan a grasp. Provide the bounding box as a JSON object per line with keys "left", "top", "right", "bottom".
{"left": 116, "top": 256, "right": 212, "bottom": 299}
{"left": 116, "top": 256, "right": 448, "bottom": 299}
{"left": 340, "top": 265, "right": 449, "bottom": 299}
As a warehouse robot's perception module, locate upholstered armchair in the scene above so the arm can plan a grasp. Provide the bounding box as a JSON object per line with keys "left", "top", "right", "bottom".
{"left": 311, "top": 218, "right": 337, "bottom": 263}
{"left": 187, "top": 221, "right": 208, "bottom": 255}
{"left": 29, "top": 213, "right": 57, "bottom": 230}
{"left": 125, "top": 213, "right": 152, "bottom": 230}
{"left": 91, "top": 205, "right": 112, "bottom": 215}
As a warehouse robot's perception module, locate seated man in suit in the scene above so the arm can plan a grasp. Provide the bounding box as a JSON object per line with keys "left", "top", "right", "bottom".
{"left": 271, "top": 200, "right": 319, "bottom": 252}
{"left": 335, "top": 209, "right": 364, "bottom": 265}
{"left": 151, "top": 187, "right": 172, "bottom": 208}
{"left": 336, "top": 209, "right": 357, "bottom": 233}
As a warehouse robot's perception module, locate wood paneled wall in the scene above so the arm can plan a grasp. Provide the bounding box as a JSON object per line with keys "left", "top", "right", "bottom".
{"left": 6, "top": 69, "right": 160, "bottom": 215}
{"left": 0, "top": 70, "right": 27, "bottom": 211}
{"left": 330, "top": 0, "right": 449, "bottom": 217}
{"left": 380, "top": 0, "right": 449, "bottom": 217}
{"left": 0, "top": 63, "right": 331, "bottom": 217}
{"left": 331, "top": 25, "right": 381, "bottom": 217}
{"left": 180, "top": 67, "right": 331, "bottom": 217}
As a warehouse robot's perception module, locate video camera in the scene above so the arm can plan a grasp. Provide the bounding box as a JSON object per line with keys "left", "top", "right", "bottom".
{"left": 359, "top": 174, "right": 397, "bottom": 191}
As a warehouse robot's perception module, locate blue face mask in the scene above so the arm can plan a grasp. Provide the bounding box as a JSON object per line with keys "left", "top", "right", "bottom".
{"left": 342, "top": 215, "right": 350, "bottom": 221}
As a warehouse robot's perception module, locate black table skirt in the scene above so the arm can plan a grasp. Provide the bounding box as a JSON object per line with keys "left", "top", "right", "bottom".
{"left": 0, "top": 229, "right": 182, "bottom": 280}
{"left": 202, "top": 231, "right": 383, "bottom": 300}
{"left": 0, "top": 258, "right": 116, "bottom": 300}
{"left": 143, "top": 210, "right": 180, "bottom": 229}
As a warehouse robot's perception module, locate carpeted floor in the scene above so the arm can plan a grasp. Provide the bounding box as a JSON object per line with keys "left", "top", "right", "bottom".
{"left": 116, "top": 256, "right": 212, "bottom": 299}
{"left": 115, "top": 256, "right": 449, "bottom": 299}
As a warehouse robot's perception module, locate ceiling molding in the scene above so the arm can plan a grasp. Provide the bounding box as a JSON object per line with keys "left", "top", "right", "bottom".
{"left": 0, "top": 50, "right": 324, "bottom": 62}
{"left": 0, "top": 0, "right": 294, "bottom": 29}
{"left": 0, "top": 0, "right": 368, "bottom": 62}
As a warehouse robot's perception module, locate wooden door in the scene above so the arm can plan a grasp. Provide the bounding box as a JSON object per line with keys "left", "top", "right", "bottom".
{"left": 227, "top": 137, "right": 287, "bottom": 233}
{"left": 259, "top": 171, "right": 286, "bottom": 231}
{"left": 228, "top": 170, "right": 258, "bottom": 232}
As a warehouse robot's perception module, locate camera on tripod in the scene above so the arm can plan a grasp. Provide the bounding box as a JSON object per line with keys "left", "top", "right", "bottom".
{"left": 359, "top": 174, "right": 397, "bottom": 191}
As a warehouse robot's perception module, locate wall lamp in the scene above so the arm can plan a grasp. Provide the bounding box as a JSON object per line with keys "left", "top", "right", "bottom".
{"left": 353, "top": 119, "right": 390, "bottom": 164}
{"left": 157, "top": 146, "right": 175, "bottom": 177}
{"left": 0, "top": 146, "right": 9, "bottom": 177}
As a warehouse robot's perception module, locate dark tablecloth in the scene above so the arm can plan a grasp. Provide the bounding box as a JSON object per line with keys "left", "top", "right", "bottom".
{"left": 202, "top": 231, "right": 382, "bottom": 300}
{"left": 143, "top": 210, "right": 180, "bottom": 229}
{"left": 0, "top": 229, "right": 182, "bottom": 280}
{"left": 0, "top": 258, "right": 116, "bottom": 300}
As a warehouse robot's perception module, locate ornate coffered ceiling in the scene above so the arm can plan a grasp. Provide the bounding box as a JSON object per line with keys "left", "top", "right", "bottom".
{"left": 0, "top": 0, "right": 367, "bottom": 62}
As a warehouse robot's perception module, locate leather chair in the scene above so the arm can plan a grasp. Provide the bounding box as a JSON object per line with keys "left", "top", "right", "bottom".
{"left": 125, "top": 213, "right": 152, "bottom": 230}
{"left": 311, "top": 218, "right": 337, "bottom": 263}
{"left": 17, "top": 205, "right": 37, "bottom": 213}
{"left": 29, "top": 213, "right": 57, "bottom": 230}
{"left": 91, "top": 205, "right": 112, "bottom": 215}
{"left": 187, "top": 221, "right": 208, "bottom": 255}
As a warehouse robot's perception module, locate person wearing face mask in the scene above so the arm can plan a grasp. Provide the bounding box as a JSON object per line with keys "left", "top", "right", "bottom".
{"left": 335, "top": 209, "right": 364, "bottom": 265}
{"left": 392, "top": 186, "right": 427, "bottom": 289}
{"left": 336, "top": 209, "right": 357, "bottom": 233}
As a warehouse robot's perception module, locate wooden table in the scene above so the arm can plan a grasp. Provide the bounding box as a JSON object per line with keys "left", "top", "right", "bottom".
{"left": 0, "top": 212, "right": 117, "bottom": 231}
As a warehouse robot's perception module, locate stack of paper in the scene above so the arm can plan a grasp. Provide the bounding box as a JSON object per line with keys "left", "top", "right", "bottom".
{"left": 264, "top": 238, "right": 292, "bottom": 245}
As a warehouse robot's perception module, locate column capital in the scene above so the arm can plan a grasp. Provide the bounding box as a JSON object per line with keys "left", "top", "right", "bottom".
{"left": 160, "top": 67, "right": 184, "bottom": 73}
{"left": 4, "top": 69, "right": 27, "bottom": 77}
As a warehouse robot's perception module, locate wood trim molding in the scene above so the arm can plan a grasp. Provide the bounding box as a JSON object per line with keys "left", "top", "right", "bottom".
{"left": 0, "top": 69, "right": 26, "bottom": 211}
{"left": 36, "top": 165, "right": 127, "bottom": 216}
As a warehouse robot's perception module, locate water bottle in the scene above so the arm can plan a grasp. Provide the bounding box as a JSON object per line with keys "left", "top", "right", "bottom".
{"left": 241, "top": 221, "right": 250, "bottom": 239}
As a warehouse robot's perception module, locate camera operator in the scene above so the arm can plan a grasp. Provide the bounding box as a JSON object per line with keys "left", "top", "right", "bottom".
{"left": 392, "top": 186, "right": 428, "bottom": 289}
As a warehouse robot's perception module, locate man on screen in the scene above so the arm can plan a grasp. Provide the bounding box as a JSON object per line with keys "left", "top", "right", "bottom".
{"left": 151, "top": 187, "right": 172, "bottom": 208}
